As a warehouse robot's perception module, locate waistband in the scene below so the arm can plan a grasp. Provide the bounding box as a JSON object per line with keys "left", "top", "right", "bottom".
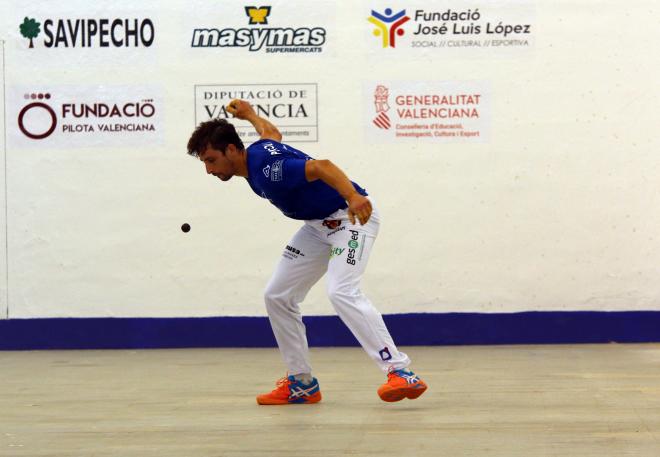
{"left": 305, "top": 197, "right": 379, "bottom": 232}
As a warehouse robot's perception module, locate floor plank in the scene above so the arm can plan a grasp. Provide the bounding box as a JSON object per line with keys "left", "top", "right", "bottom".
{"left": 1, "top": 345, "right": 659, "bottom": 456}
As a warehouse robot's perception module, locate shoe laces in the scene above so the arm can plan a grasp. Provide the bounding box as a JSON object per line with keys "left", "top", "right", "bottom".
{"left": 388, "top": 369, "right": 419, "bottom": 383}
{"left": 387, "top": 371, "right": 401, "bottom": 381}
{"left": 275, "top": 377, "right": 290, "bottom": 388}
{"left": 270, "top": 376, "right": 296, "bottom": 396}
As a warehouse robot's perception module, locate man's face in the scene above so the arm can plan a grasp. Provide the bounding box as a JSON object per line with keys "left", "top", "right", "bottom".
{"left": 199, "top": 145, "right": 236, "bottom": 181}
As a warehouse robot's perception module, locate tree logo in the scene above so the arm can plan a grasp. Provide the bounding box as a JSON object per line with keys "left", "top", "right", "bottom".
{"left": 19, "top": 17, "right": 41, "bottom": 48}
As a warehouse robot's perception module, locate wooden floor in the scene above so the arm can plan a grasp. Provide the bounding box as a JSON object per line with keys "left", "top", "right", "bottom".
{"left": 1, "top": 344, "right": 659, "bottom": 456}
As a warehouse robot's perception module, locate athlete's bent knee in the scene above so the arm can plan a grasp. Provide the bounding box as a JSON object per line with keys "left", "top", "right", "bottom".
{"left": 326, "top": 282, "right": 359, "bottom": 304}
{"left": 264, "top": 283, "right": 282, "bottom": 308}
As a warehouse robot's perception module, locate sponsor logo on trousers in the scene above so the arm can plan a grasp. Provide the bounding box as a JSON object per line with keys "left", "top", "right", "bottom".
{"left": 322, "top": 219, "right": 342, "bottom": 230}
{"left": 330, "top": 247, "right": 345, "bottom": 258}
{"left": 326, "top": 226, "right": 346, "bottom": 237}
{"left": 347, "top": 230, "right": 359, "bottom": 265}
{"left": 379, "top": 347, "right": 392, "bottom": 361}
{"left": 283, "top": 244, "right": 305, "bottom": 260}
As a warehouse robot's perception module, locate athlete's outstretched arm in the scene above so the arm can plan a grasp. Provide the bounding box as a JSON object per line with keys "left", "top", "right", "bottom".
{"left": 305, "top": 159, "right": 372, "bottom": 225}
{"left": 226, "top": 99, "right": 282, "bottom": 142}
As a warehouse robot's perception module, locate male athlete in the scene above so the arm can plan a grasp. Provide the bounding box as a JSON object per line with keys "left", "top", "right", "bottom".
{"left": 187, "top": 99, "right": 427, "bottom": 404}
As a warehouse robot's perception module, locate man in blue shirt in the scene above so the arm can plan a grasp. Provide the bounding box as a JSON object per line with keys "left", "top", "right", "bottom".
{"left": 187, "top": 99, "right": 427, "bottom": 404}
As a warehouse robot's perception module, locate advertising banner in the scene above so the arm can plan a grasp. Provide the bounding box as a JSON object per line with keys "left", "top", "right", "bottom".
{"left": 7, "top": 85, "right": 164, "bottom": 149}
{"left": 364, "top": 1, "right": 535, "bottom": 57}
{"left": 195, "top": 83, "right": 318, "bottom": 142}
{"left": 188, "top": 1, "right": 333, "bottom": 57}
{"left": 365, "top": 80, "right": 489, "bottom": 143}
{"left": 8, "top": 1, "right": 159, "bottom": 67}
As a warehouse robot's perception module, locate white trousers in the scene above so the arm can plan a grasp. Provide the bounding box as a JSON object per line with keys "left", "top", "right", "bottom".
{"left": 264, "top": 204, "right": 411, "bottom": 375}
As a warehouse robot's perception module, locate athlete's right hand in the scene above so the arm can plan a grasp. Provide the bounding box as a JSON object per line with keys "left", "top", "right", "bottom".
{"left": 226, "top": 99, "right": 255, "bottom": 120}
{"left": 347, "top": 193, "right": 372, "bottom": 226}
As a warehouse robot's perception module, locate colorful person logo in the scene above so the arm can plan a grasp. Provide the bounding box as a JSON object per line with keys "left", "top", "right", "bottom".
{"left": 373, "top": 85, "right": 391, "bottom": 130}
{"left": 367, "top": 8, "right": 410, "bottom": 48}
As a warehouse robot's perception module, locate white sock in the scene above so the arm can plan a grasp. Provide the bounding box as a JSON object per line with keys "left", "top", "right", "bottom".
{"left": 293, "top": 373, "right": 313, "bottom": 385}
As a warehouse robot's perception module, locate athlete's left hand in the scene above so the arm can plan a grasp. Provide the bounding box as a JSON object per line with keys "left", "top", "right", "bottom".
{"left": 347, "top": 193, "right": 372, "bottom": 225}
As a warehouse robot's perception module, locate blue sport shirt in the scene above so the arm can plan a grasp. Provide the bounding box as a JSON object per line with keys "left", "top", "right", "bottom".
{"left": 245, "top": 139, "right": 367, "bottom": 220}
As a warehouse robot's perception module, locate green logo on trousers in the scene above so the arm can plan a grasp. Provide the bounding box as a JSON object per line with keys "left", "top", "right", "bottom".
{"left": 330, "top": 247, "right": 345, "bottom": 258}
{"left": 348, "top": 240, "right": 358, "bottom": 249}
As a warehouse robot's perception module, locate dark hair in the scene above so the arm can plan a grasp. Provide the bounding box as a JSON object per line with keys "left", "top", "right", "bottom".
{"left": 186, "top": 118, "right": 245, "bottom": 157}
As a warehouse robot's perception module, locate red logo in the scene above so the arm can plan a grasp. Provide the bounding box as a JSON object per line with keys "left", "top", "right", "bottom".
{"left": 322, "top": 220, "right": 342, "bottom": 230}
{"left": 18, "top": 93, "right": 57, "bottom": 139}
{"left": 373, "top": 85, "right": 390, "bottom": 129}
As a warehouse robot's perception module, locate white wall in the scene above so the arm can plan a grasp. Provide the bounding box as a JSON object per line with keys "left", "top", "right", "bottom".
{"left": 0, "top": 39, "right": 7, "bottom": 319}
{"left": 0, "top": 0, "right": 658, "bottom": 318}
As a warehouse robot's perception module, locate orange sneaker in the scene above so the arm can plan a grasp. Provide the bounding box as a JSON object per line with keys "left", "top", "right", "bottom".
{"left": 378, "top": 368, "right": 428, "bottom": 402}
{"left": 256, "top": 376, "right": 322, "bottom": 405}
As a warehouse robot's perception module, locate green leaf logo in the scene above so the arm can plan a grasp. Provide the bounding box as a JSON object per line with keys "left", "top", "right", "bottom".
{"left": 19, "top": 17, "right": 41, "bottom": 48}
